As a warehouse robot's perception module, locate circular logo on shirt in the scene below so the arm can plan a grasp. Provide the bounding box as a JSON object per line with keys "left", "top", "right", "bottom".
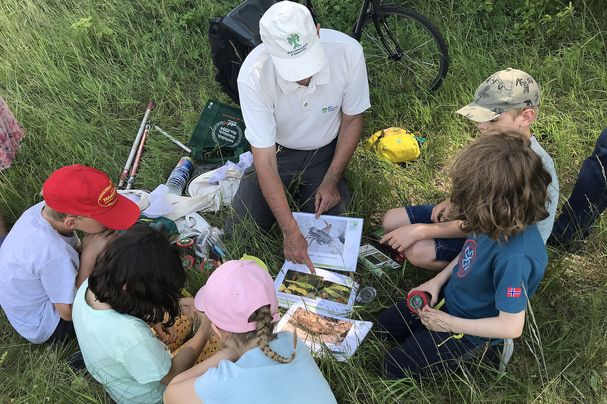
{"left": 211, "top": 120, "right": 244, "bottom": 148}
{"left": 456, "top": 239, "right": 477, "bottom": 278}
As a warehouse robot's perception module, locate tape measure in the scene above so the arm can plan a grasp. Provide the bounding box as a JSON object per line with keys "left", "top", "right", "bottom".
{"left": 406, "top": 290, "right": 431, "bottom": 313}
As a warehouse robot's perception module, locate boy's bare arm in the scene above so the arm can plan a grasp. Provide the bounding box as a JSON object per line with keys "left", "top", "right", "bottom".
{"left": 381, "top": 221, "right": 467, "bottom": 253}
{"left": 54, "top": 303, "right": 72, "bottom": 321}
{"left": 420, "top": 308, "right": 526, "bottom": 339}
{"left": 410, "top": 255, "right": 459, "bottom": 305}
{"left": 418, "top": 220, "right": 467, "bottom": 239}
{"left": 76, "top": 230, "right": 117, "bottom": 287}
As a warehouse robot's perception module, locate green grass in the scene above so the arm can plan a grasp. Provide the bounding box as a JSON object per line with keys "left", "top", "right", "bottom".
{"left": 1, "top": 0, "right": 606, "bottom": 402}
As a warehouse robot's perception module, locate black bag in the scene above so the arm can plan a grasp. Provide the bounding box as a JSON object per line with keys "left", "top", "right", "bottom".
{"left": 208, "top": 0, "right": 279, "bottom": 105}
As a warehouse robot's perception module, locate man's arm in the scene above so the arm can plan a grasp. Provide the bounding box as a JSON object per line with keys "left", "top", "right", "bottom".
{"left": 314, "top": 112, "right": 363, "bottom": 217}
{"left": 251, "top": 146, "right": 315, "bottom": 272}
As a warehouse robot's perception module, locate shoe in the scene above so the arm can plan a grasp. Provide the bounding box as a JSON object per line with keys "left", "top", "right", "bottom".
{"left": 67, "top": 351, "right": 86, "bottom": 372}
{"left": 547, "top": 235, "right": 585, "bottom": 254}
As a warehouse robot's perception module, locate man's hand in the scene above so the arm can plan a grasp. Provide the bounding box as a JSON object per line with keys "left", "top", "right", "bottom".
{"left": 419, "top": 306, "right": 453, "bottom": 333}
{"left": 284, "top": 228, "right": 316, "bottom": 274}
{"left": 152, "top": 323, "right": 177, "bottom": 344}
{"left": 431, "top": 199, "right": 452, "bottom": 223}
{"left": 81, "top": 229, "right": 118, "bottom": 262}
{"left": 314, "top": 179, "right": 341, "bottom": 218}
{"left": 380, "top": 223, "right": 425, "bottom": 253}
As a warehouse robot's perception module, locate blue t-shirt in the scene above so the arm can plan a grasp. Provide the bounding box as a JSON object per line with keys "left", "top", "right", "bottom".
{"left": 195, "top": 331, "right": 337, "bottom": 404}
{"left": 444, "top": 225, "right": 547, "bottom": 344}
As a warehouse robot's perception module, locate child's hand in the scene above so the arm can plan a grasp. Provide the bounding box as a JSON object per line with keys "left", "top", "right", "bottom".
{"left": 419, "top": 306, "right": 452, "bottom": 333}
{"left": 179, "top": 298, "right": 196, "bottom": 320}
{"left": 193, "top": 311, "right": 213, "bottom": 337}
{"left": 81, "top": 229, "right": 118, "bottom": 261}
{"left": 380, "top": 224, "right": 425, "bottom": 253}
{"left": 152, "top": 323, "right": 177, "bottom": 344}
{"left": 431, "top": 199, "right": 452, "bottom": 223}
{"left": 410, "top": 280, "right": 441, "bottom": 306}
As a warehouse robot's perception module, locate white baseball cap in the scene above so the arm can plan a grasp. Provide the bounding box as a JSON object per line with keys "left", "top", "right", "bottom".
{"left": 259, "top": 1, "right": 326, "bottom": 82}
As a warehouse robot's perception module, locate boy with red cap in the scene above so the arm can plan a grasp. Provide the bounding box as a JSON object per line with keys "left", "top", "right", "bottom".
{"left": 0, "top": 164, "right": 140, "bottom": 343}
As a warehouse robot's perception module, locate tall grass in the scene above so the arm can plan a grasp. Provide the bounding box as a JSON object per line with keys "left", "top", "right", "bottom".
{"left": 1, "top": 0, "right": 606, "bottom": 402}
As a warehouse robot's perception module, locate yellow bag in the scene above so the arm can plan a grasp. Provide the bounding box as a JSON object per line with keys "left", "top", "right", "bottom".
{"left": 365, "top": 127, "right": 421, "bottom": 163}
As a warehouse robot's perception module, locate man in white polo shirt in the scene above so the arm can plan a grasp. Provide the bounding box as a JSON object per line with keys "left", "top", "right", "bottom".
{"left": 229, "top": 1, "right": 370, "bottom": 271}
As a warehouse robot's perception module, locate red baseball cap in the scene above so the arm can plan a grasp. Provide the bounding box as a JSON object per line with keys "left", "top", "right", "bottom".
{"left": 42, "top": 164, "right": 140, "bottom": 230}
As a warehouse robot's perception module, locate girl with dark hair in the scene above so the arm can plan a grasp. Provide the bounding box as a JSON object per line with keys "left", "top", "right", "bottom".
{"left": 163, "top": 260, "right": 337, "bottom": 404}
{"left": 72, "top": 225, "right": 215, "bottom": 404}
{"left": 378, "top": 133, "right": 552, "bottom": 379}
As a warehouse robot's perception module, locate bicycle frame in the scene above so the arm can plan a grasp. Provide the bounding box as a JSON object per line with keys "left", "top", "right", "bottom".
{"left": 304, "top": 0, "right": 381, "bottom": 39}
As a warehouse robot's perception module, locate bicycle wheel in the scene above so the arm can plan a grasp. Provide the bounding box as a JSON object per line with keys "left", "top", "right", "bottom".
{"left": 359, "top": 5, "right": 449, "bottom": 93}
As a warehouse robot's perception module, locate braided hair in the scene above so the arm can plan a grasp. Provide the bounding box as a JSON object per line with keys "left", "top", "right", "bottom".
{"left": 229, "top": 305, "right": 296, "bottom": 364}
{"left": 253, "top": 305, "right": 296, "bottom": 364}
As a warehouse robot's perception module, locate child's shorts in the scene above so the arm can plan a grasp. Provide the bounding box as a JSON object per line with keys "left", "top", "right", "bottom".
{"left": 405, "top": 205, "right": 465, "bottom": 262}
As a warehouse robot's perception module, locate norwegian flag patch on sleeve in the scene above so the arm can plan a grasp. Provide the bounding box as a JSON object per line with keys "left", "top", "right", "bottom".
{"left": 506, "top": 287, "right": 522, "bottom": 298}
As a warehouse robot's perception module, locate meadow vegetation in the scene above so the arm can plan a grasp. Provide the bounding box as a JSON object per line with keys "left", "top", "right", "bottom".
{"left": 0, "top": 0, "right": 606, "bottom": 402}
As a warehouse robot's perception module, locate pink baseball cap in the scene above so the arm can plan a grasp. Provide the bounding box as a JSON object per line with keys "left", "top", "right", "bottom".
{"left": 194, "top": 260, "right": 281, "bottom": 333}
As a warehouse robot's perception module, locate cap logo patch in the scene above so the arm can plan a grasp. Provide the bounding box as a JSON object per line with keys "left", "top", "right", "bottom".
{"left": 98, "top": 182, "right": 117, "bottom": 208}
{"left": 287, "top": 33, "right": 301, "bottom": 49}
{"left": 515, "top": 77, "right": 534, "bottom": 94}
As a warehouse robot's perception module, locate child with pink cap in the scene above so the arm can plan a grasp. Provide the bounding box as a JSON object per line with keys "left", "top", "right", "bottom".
{"left": 164, "top": 260, "right": 337, "bottom": 404}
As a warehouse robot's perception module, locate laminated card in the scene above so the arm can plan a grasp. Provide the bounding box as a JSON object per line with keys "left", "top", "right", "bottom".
{"left": 274, "top": 264, "right": 358, "bottom": 316}
{"left": 275, "top": 303, "right": 372, "bottom": 361}
{"left": 293, "top": 212, "right": 363, "bottom": 272}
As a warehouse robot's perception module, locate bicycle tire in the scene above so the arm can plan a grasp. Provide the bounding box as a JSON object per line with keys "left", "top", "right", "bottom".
{"left": 358, "top": 5, "right": 449, "bottom": 93}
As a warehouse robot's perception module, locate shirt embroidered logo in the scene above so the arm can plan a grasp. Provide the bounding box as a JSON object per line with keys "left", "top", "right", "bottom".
{"left": 456, "top": 239, "right": 477, "bottom": 278}
{"left": 506, "top": 287, "right": 522, "bottom": 298}
{"left": 321, "top": 106, "right": 337, "bottom": 113}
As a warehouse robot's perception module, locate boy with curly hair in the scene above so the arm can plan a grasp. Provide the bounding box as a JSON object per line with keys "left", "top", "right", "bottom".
{"left": 379, "top": 133, "right": 551, "bottom": 378}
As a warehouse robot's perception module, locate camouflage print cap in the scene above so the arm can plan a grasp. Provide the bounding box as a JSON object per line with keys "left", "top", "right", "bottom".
{"left": 456, "top": 68, "right": 541, "bottom": 122}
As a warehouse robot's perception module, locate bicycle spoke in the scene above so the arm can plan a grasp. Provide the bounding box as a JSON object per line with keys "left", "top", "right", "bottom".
{"left": 358, "top": 6, "right": 449, "bottom": 93}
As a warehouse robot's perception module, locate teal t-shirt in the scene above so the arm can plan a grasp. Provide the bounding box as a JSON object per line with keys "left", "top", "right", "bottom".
{"left": 444, "top": 225, "right": 547, "bottom": 344}
{"left": 72, "top": 280, "right": 171, "bottom": 404}
{"left": 195, "top": 331, "right": 337, "bottom": 404}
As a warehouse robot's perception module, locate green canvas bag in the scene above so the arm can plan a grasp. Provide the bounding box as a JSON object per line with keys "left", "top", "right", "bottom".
{"left": 188, "top": 100, "right": 249, "bottom": 163}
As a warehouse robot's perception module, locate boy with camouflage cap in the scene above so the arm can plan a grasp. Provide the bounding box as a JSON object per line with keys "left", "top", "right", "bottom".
{"left": 381, "top": 68, "right": 559, "bottom": 271}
